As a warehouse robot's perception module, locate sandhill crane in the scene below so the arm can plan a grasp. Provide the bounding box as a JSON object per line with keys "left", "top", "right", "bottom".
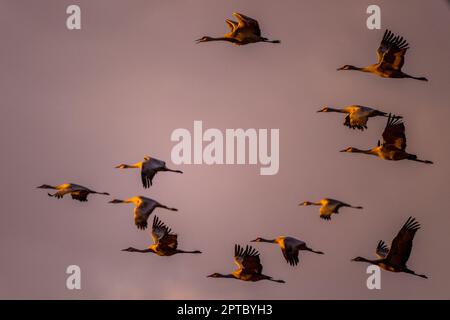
{"left": 207, "top": 245, "right": 285, "bottom": 283}
{"left": 251, "top": 236, "right": 323, "bottom": 266}
{"left": 299, "top": 198, "right": 363, "bottom": 220}
{"left": 37, "top": 183, "right": 109, "bottom": 202}
{"left": 317, "top": 105, "right": 401, "bottom": 131}
{"left": 340, "top": 114, "right": 433, "bottom": 164}
{"left": 352, "top": 217, "right": 428, "bottom": 279}
{"left": 115, "top": 155, "right": 182, "bottom": 188}
{"left": 337, "top": 29, "right": 428, "bottom": 81}
{"left": 109, "top": 196, "right": 178, "bottom": 230}
{"left": 196, "top": 12, "right": 280, "bottom": 45}
{"left": 122, "top": 216, "right": 201, "bottom": 256}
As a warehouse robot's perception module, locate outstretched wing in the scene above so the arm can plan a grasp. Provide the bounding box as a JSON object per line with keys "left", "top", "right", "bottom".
{"left": 71, "top": 191, "right": 89, "bottom": 202}
{"left": 225, "top": 19, "right": 238, "bottom": 32}
{"left": 281, "top": 244, "right": 300, "bottom": 266}
{"left": 134, "top": 205, "right": 151, "bottom": 230}
{"left": 232, "top": 12, "right": 261, "bottom": 36}
{"left": 49, "top": 189, "right": 71, "bottom": 199}
{"left": 234, "top": 244, "right": 263, "bottom": 275}
{"left": 141, "top": 158, "right": 167, "bottom": 188}
{"left": 319, "top": 205, "right": 333, "bottom": 220}
{"left": 151, "top": 216, "right": 178, "bottom": 249}
{"left": 344, "top": 109, "right": 369, "bottom": 131}
{"left": 382, "top": 114, "right": 406, "bottom": 150}
{"left": 375, "top": 240, "right": 390, "bottom": 259}
{"left": 385, "top": 217, "right": 421, "bottom": 266}
{"left": 344, "top": 114, "right": 367, "bottom": 131}
{"left": 141, "top": 169, "right": 156, "bottom": 188}
{"left": 376, "top": 30, "right": 409, "bottom": 71}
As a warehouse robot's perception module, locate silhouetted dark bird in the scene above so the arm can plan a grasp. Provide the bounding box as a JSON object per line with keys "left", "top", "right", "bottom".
{"left": 207, "top": 245, "right": 285, "bottom": 283}
{"left": 122, "top": 216, "right": 201, "bottom": 256}
{"left": 352, "top": 217, "right": 428, "bottom": 279}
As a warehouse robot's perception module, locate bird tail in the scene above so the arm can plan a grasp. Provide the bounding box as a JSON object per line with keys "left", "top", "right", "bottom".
{"left": 306, "top": 247, "right": 324, "bottom": 255}
{"left": 407, "top": 154, "right": 433, "bottom": 164}
{"left": 269, "top": 278, "right": 285, "bottom": 283}
{"left": 160, "top": 205, "right": 178, "bottom": 212}
{"left": 165, "top": 167, "right": 183, "bottom": 174}
{"left": 178, "top": 249, "right": 202, "bottom": 254}
{"left": 93, "top": 191, "right": 110, "bottom": 196}
{"left": 262, "top": 38, "right": 281, "bottom": 44}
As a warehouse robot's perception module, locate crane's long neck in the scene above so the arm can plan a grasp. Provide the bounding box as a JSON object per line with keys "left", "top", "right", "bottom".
{"left": 38, "top": 184, "right": 57, "bottom": 190}
{"left": 110, "top": 198, "right": 139, "bottom": 205}
{"left": 326, "top": 108, "right": 346, "bottom": 113}
{"left": 353, "top": 257, "right": 380, "bottom": 265}
{"left": 351, "top": 148, "right": 378, "bottom": 155}
{"left": 259, "top": 238, "right": 278, "bottom": 244}
{"left": 117, "top": 163, "right": 141, "bottom": 169}
{"left": 302, "top": 201, "right": 321, "bottom": 206}
{"left": 207, "top": 36, "right": 238, "bottom": 43}
{"left": 122, "top": 247, "right": 153, "bottom": 253}
{"left": 216, "top": 273, "right": 236, "bottom": 279}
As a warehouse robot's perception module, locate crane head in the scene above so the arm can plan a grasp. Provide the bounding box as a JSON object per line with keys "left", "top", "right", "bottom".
{"left": 337, "top": 64, "right": 358, "bottom": 71}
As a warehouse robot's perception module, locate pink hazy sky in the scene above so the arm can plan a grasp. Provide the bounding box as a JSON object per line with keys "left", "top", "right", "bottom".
{"left": 1, "top": 0, "right": 449, "bottom": 299}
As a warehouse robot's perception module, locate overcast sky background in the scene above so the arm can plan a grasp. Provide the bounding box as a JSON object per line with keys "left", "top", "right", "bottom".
{"left": 1, "top": 0, "right": 449, "bottom": 299}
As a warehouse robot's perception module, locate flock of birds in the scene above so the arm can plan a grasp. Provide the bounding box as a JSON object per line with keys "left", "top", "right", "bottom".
{"left": 38, "top": 13, "right": 432, "bottom": 285}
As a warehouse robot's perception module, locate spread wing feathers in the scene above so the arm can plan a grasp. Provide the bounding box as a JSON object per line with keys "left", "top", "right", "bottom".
{"left": 234, "top": 244, "right": 263, "bottom": 274}
{"left": 232, "top": 12, "right": 261, "bottom": 36}
{"left": 281, "top": 246, "right": 300, "bottom": 266}
{"left": 225, "top": 19, "right": 238, "bottom": 32}
{"left": 319, "top": 205, "right": 333, "bottom": 220}
{"left": 375, "top": 240, "right": 390, "bottom": 259}
{"left": 71, "top": 191, "right": 89, "bottom": 202}
{"left": 134, "top": 207, "right": 151, "bottom": 230}
{"left": 385, "top": 217, "right": 421, "bottom": 266}
{"left": 151, "top": 216, "right": 178, "bottom": 249}
{"left": 141, "top": 158, "right": 168, "bottom": 188}
{"left": 377, "top": 29, "right": 409, "bottom": 70}
{"left": 344, "top": 114, "right": 368, "bottom": 131}
{"left": 50, "top": 190, "right": 70, "bottom": 199}
{"left": 382, "top": 114, "right": 406, "bottom": 150}
{"left": 141, "top": 169, "right": 157, "bottom": 188}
